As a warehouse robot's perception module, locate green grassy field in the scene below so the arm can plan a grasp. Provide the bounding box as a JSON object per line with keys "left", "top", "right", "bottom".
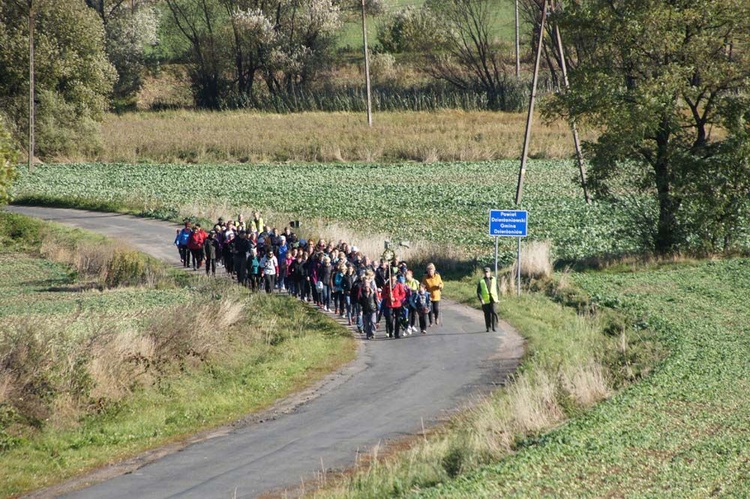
{"left": 0, "top": 213, "right": 356, "bottom": 496}
{"left": 409, "top": 258, "right": 750, "bottom": 496}
{"left": 8, "top": 159, "right": 750, "bottom": 496}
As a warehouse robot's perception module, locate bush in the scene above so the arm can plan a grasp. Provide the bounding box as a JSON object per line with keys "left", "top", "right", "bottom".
{"left": 103, "top": 248, "right": 164, "bottom": 287}
{"left": 377, "top": 6, "right": 447, "bottom": 54}
{"left": 35, "top": 90, "right": 105, "bottom": 159}
{"left": 0, "top": 116, "right": 17, "bottom": 204}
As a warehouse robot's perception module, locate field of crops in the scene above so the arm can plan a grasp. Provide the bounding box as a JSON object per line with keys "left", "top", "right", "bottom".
{"left": 11, "top": 161, "right": 642, "bottom": 264}
{"left": 412, "top": 258, "right": 750, "bottom": 496}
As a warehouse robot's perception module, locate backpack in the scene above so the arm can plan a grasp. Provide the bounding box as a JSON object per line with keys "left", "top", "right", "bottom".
{"left": 333, "top": 272, "right": 344, "bottom": 291}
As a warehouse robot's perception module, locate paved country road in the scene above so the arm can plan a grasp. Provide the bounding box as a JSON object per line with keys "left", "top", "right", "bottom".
{"left": 6, "top": 205, "right": 525, "bottom": 499}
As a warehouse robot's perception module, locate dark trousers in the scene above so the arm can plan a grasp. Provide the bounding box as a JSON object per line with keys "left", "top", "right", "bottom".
{"left": 482, "top": 302, "right": 498, "bottom": 331}
{"left": 178, "top": 245, "right": 190, "bottom": 267}
{"left": 224, "top": 253, "right": 233, "bottom": 274}
{"left": 408, "top": 305, "right": 417, "bottom": 328}
{"left": 384, "top": 306, "right": 402, "bottom": 338}
{"left": 236, "top": 259, "right": 247, "bottom": 285}
{"left": 418, "top": 311, "right": 428, "bottom": 332}
{"left": 264, "top": 274, "right": 276, "bottom": 293}
{"left": 205, "top": 258, "right": 216, "bottom": 275}
{"left": 250, "top": 274, "right": 261, "bottom": 291}
{"left": 190, "top": 248, "right": 203, "bottom": 269}
{"left": 429, "top": 300, "right": 441, "bottom": 325}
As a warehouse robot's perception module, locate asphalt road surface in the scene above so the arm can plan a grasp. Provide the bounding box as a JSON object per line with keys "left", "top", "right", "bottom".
{"left": 7, "top": 205, "right": 524, "bottom": 499}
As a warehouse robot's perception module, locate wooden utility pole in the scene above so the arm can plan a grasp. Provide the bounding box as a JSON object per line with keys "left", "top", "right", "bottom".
{"left": 515, "top": 0, "right": 548, "bottom": 206}
{"left": 553, "top": 22, "right": 590, "bottom": 203}
{"left": 361, "top": 0, "right": 373, "bottom": 127}
{"left": 28, "top": 0, "right": 35, "bottom": 172}
{"left": 515, "top": 0, "right": 520, "bottom": 78}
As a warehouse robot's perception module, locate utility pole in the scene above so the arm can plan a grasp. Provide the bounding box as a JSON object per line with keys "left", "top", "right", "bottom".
{"left": 361, "top": 0, "right": 373, "bottom": 127}
{"left": 28, "top": 0, "right": 36, "bottom": 172}
{"left": 515, "top": 0, "right": 520, "bottom": 78}
{"left": 553, "top": 22, "right": 590, "bottom": 203}
{"left": 515, "top": 0, "right": 548, "bottom": 206}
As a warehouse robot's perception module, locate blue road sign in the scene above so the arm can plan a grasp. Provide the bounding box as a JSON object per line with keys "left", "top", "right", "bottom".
{"left": 489, "top": 210, "right": 528, "bottom": 237}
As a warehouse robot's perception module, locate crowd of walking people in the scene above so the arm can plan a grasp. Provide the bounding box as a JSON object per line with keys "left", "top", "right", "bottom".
{"left": 174, "top": 213, "right": 444, "bottom": 339}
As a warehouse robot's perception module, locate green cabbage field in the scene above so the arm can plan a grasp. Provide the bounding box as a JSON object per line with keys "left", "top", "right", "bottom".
{"left": 12, "top": 160, "right": 644, "bottom": 263}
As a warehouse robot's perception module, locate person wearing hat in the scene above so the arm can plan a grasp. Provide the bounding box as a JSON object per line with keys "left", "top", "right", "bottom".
{"left": 477, "top": 267, "right": 499, "bottom": 332}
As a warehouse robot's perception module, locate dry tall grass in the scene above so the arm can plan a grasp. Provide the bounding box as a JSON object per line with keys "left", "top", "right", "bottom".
{"left": 38, "top": 228, "right": 165, "bottom": 287}
{"left": 518, "top": 239, "right": 553, "bottom": 280}
{"left": 322, "top": 351, "right": 613, "bottom": 498}
{"left": 0, "top": 287, "right": 248, "bottom": 428}
{"left": 94, "top": 110, "right": 596, "bottom": 164}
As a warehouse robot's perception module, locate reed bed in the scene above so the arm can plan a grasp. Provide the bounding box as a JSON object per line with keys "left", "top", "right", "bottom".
{"left": 97, "top": 109, "right": 593, "bottom": 164}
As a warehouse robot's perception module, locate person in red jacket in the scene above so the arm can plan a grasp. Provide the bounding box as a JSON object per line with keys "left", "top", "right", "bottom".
{"left": 381, "top": 275, "right": 407, "bottom": 338}
{"left": 188, "top": 223, "right": 207, "bottom": 270}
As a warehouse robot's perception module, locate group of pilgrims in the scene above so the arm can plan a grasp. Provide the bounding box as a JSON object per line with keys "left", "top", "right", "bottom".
{"left": 174, "top": 212, "right": 445, "bottom": 339}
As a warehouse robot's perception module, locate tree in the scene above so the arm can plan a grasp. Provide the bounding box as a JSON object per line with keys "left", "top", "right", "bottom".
{"left": 0, "top": 116, "right": 18, "bottom": 205}
{"left": 163, "top": 0, "right": 341, "bottom": 109}
{"left": 0, "top": 0, "right": 116, "bottom": 158}
{"left": 85, "top": 0, "right": 160, "bottom": 104}
{"left": 549, "top": 0, "right": 750, "bottom": 254}
{"left": 377, "top": 6, "right": 446, "bottom": 54}
{"left": 426, "top": 0, "right": 520, "bottom": 111}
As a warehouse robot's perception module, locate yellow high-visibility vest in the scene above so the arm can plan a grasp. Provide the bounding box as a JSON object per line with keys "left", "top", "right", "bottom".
{"left": 479, "top": 277, "right": 499, "bottom": 303}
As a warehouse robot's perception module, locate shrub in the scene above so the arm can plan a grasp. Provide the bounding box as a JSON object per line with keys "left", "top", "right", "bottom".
{"left": 377, "top": 6, "right": 447, "bottom": 54}
{"left": 103, "top": 248, "right": 164, "bottom": 287}
{"left": 0, "top": 115, "right": 17, "bottom": 204}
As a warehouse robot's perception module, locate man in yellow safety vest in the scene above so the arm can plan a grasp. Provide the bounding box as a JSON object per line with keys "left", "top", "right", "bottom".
{"left": 477, "top": 267, "right": 499, "bottom": 332}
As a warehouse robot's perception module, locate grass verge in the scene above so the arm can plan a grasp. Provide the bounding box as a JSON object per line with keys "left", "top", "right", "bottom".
{"left": 0, "top": 212, "right": 356, "bottom": 497}
{"left": 312, "top": 256, "right": 664, "bottom": 497}
{"left": 384, "top": 258, "right": 750, "bottom": 497}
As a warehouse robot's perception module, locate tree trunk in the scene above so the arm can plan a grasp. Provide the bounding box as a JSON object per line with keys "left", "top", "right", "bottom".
{"left": 653, "top": 125, "right": 680, "bottom": 254}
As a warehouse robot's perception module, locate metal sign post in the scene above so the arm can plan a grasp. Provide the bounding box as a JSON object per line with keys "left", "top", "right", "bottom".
{"left": 488, "top": 209, "right": 528, "bottom": 296}
{"left": 517, "top": 237, "right": 522, "bottom": 296}
{"left": 494, "top": 236, "right": 499, "bottom": 277}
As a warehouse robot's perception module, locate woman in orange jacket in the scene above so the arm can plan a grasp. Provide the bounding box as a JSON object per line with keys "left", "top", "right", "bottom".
{"left": 421, "top": 262, "right": 444, "bottom": 326}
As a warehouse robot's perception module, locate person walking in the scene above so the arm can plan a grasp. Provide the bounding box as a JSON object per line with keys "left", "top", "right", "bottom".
{"left": 249, "top": 248, "right": 262, "bottom": 291}
{"left": 260, "top": 250, "right": 279, "bottom": 293}
{"left": 203, "top": 231, "right": 219, "bottom": 276}
{"left": 421, "top": 262, "right": 444, "bottom": 327}
{"left": 235, "top": 231, "right": 250, "bottom": 285}
{"left": 188, "top": 224, "right": 207, "bottom": 270}
{"left": 359, "top": 277, "right": 379, "bottom": 340}
{"left": 382, "top": 275, "right": 406, "bottom": 338}
{"left": 175, "top": 221, "right": 192, "bottom": 268}
{"left": 477, "top": 267, "right": 500, "bottom": 332}
{"left": 404, "top": 269, "right": 420, "bottom": 334}
{"left": 412, "top": 283, "right": 432, "bottom": 335}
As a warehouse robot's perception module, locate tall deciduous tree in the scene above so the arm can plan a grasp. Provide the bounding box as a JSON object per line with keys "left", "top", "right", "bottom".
{"left": 549, "top": 0, "right": 750, "bottom": 253}
{"left": 0, "top": 0, "right": 116, "bottom": 158}
{"left": 163, "top": 0, "right": 341, "bottom": 109}
{"left": 85, "top": 0, "right": 160, "bottom": 104}
{"left": 426, "top": 0, "right": 517, "bottom": 110}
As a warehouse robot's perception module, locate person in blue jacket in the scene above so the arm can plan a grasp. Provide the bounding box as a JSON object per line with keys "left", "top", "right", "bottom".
{"left": 174, "top": 220, "right": 192, "bottom": 268}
